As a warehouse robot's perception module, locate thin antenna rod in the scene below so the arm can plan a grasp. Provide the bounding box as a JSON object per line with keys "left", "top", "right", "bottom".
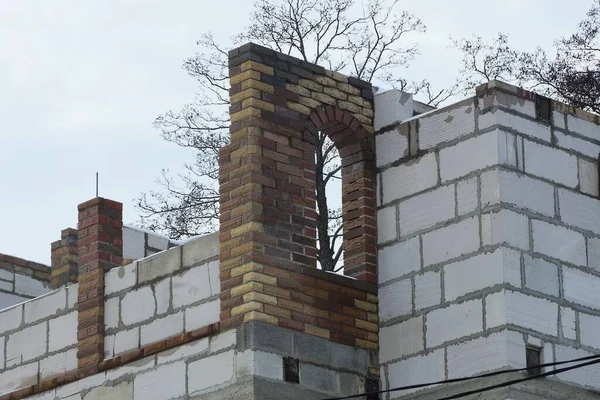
{"left": 96, "top": 173, "right": 99, "bottom": 197}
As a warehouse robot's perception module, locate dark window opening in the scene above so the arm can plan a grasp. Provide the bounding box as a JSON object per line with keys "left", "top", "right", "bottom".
{"left": 283, "top": 357, "right": 299, "bottom": 383}
{"left": 536, "top": 96, "right": 552, "bottom": 123}
{"left": 526, "top": 347, "right": 542, "bottom": 376}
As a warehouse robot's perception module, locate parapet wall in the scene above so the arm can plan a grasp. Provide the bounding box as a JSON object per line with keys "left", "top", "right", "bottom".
{"left": 377, "top": 80, "right": 600, "bottom": 397}
{"left": 0, "top": 254, "right": 51, "bottom": 309}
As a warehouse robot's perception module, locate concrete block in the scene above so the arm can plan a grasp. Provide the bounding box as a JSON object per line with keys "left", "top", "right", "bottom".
{"left": 123, "top": 226, "right": 146, "bottom": 260}
{"left": 561, "top": 306, "right": 577, "bottom": 341}
{"left": 439, "top": 130, "right": 508, "bottom": 183}
{"left": 480, "top": 169, "right": 555, "bottom": 217}
{"left": 505, "top": 291, "right": 558, "bottom": 336}
{"left": 293, "top": 331, "right": 330, "bottom": 365}
{"left": 242, "top": 321, "right": 293, "bottom": 355}
{"left": 172, "top": 264, "right": 212, "bottom": 309}
{"left": 567, "top": 115, "right": 600, "bottom": 141}
{"left": 422, "top": 216, "right": 479, "bottom": 266}
{"left": 379, "top": 279, "right": 412, "bottom": 322}
{"left": 484, "top": 90, "right": 536, "bottom": 117}
{"left": 147, "top": 232, "right": 169, "bottom": 250}
{"left": 15, "top": 273, "right": 50, "bottom": 298}
{"left": 40, "top": 348, "right": 77, "bottom": 380}
{"left": 524, "top": 140, "right": 578, "bottom": 187}
{"left": 0, "top": 304, "right": 22, "bottom": 335}
{"left": 49, "top": 311, "right": 77, "bottom": 352}
{"left": 426, "top": 300, "right": 483, "bottom": 347}
{"left": 447, "top": 331, "right": 509, "bottom": 379}
{"left": 379, "top": 317, "right": 424, "bottom": 363}
{"left": 388, "top": 350, "right": 445, "bottom": 397}
{"left": 376, "top": 129, "right": 409, "bottom": 167}
{"left": 563, "top": 266, "right": 600, "bottom": 309}
{"left": 67, "top": 283, "right": 78, "bottom": 309}
{"left": 134, "top": 361, "right": 186, "bottom": 399}
{"left": 554, "top": 111, "right": 566, "bottom": 129}
{"left": 381, "top": 152, "right": 438, "bottom": 203}
{"left": 556, "top": 130, "right": 600, "bottom": 158}
{"left": 83, "top": 382, "right": 133, "bottom": 400}
{"left": 554, "top": 345, "right": 600, "bottom": 390}
{"left": 255, "top": 351, "right": 284, "bottom": 380}
{"left": 377, "top": 205, "right": 397, "bottom": 244}
{"left": 182, "top": 232, "right": 219, "bottom": 268}
{"left": 0, "top": 362, "right": 38, "bottom": 395}
{"left": 414, "top": 271, "right": 441, "bottom": 311}
{"left": 0, "top": 269, "right": 13, "bottom": 281}
{"left": 330, "top": 341, "right": 367, "bottom": 374}
{"left": 444, "top": 249, "right": 505, "bottom": 302}
{"left": 28, "top": 391, "right": 56, "bottom": 400}
{"left": 185, "top": 299, "right": 220, "bottom": 331}
{"left": 481, "top": 209, "right": 530, "bottom": 250}
{"left": 579, "top": 313, "right": 600, "bottom": 350}
{"left": 457, "top": 176, "right": 478, "bottom": 216}
{"left": 374, "top": 89, "right": 413, "bottom": 131}
{"left": 137, "top": 246, "right": 181, "bottom": 284}
{"left": 419, "top": 101, "right": 475, "bottom": 150}
{"left": 300, "top": 363, "right": 339, "bottom": 393}
{"left": 532, "top": 219, "right": 586, "bottom": 266}
{"left": 579, "top": 158, "right": 599, "bottom": 196}
{"left": 7, "top": 321, "right": 46, "bottom": 367}
{"left": 559, "top": 188, "right": 600, "bottom": 236}
{"left": 112, "top": 327, "right": 139, "bottom": 356}
{"left": 140, "top": 312, "right": 183, "bottom": 346}
{"left": 208, "top": 260, "right": 220, "bottom": 295}
{"left": 24, "top": 288, "right": 66, "bottom": 324}
{"left": 56, "top": 371, "right": 105, "bottom": 398}
{"left": 105, "top": 263, "right": 137, "bottom": 295}
{"left": 121, "top": 286, "right": 155, "bottom": 326}
{"left": 485, "top": 291, "right": 506, "bottom": 329}
{"left": 105, "top": 296, "right": 119, "bottom": 330}
{"left": 378, "top": 237, "right": 420, "bottom": 284}
{"left": 0, "top": 293, "right": 28, "bottom": 310}
{"left": 479, "top": 108, "right": 551, "bottom": 142}
{"left": 158, "top": 337, "right": 209, "bottom": 365}
{"left": 210, "top": 330, "right": 237, "bottom": 353}
{"left": 587, "top": 237, "right": 600, "bottom": 272}
{"left": 524, "top": 255, "right": 559, "bottom": 296}
{"left": 0, "top": 280, "right": 13, "bottom": 292}
{"left": 399, "top": 185, "right": 455, "bottom": 236}
{"left": 154, "top": 277, "right": 170, "bottom": 315}
{"left": 188, "top": 350, "right": 235, "bottom": 394}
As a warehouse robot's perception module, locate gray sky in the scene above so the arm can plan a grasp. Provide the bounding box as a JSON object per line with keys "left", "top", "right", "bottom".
{"left": 0, "top": 0, "right": 593, "bottom": 264}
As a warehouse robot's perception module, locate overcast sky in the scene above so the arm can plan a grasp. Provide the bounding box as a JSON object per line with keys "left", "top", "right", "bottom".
{"left": 0, "top": 0, "right": 593, "bottom": 264}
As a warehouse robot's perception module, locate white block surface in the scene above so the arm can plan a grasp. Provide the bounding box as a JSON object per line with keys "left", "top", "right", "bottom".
{"left": 188, "top": 350, "right": 235, "bottom": 394}
{"left": 379, "top": 279, "right": 412, "bottom": 322}
{"left": 422, "top": 217, "right": 479, "bottom": 266}
{"left": 426, "top": 300, "right": 483, "bottom": 347}
{"left": 379, "top": 317, "right": 424, "bottom": 363}
{"left": 419, "top": 102, "right": 475, "bottom": 149}
{"left": 532, "top": 220, "right": 586, "bottom": 266}
{"left": 378, "top": 237, "right": 420, "bottom": 284}
{"left": 399, "top": 185, "right": 455, "bottom": 236}
{"left": 134, "top": 361, "right": 186, "bottom": 399}
{"left": 524, "top": 140, "right": 578, "bottom": 187}
{"left": 381, "top": 153, "right": 438, "bottom": 203}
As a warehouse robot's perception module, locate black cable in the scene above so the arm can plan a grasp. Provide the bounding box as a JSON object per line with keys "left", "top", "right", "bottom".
{"left": 320, "top": 353, "right": 600, "bottom": 400}
{"left": 439, "top": 356, "right": 600, "bottom": 399}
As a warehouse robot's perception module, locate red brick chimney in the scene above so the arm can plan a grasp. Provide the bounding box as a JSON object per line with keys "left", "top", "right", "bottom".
{"left": 76, "top": 198, "right": 123, "bottom": 376}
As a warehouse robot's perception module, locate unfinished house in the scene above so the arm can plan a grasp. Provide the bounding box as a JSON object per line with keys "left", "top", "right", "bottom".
{"left": 0, "top": 43, "right": 599, "bottom": 399}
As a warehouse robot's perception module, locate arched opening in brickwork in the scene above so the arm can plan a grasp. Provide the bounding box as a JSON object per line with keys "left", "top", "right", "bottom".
{"left": 304, "top": 105, "right": 377, "bottom": 282}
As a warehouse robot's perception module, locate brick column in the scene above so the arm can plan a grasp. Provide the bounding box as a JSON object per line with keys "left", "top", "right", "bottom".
{"left": 76, "top": 198, "right": 123, "bottom": 375}
{"left": 50, "top": 228, "right": 79, "bottom": 289}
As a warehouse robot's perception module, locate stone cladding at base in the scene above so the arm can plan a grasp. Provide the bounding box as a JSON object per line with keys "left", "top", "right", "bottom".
{"left": 220, "top": 43, "right": 378, "bottom": 349}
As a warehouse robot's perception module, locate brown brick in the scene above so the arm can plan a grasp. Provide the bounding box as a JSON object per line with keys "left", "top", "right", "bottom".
{"left": 264, "top": 304, "right": 292, "bottom": 319}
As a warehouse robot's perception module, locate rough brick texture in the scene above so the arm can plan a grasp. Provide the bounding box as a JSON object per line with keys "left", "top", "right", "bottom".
{"left": 220, "top": 43, "right": 378, "bottom": 349}
{"left": 76, "top": 198, "right": 123, "bottom": 374}
{"left": 50, "top": 228, "right": 79, "bottom": 288}
{"left": 0, "top": 253, "right": 51, "bottom": 283}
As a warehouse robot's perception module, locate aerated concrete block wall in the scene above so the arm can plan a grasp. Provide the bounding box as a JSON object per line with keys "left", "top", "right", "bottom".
{"left": 121, "top": 226, "right": 180, "bottom": 262}
{"left": 377, "top": 80, "right": 600, "bottom": 398}
{"left": 0, "top": 254, "right": 52, "bottom": 310}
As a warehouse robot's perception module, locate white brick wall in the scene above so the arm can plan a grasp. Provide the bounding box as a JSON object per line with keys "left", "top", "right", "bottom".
{"left": 172, "top": 264, "right": 214, "bottom": 309}
{"left": 387, "top": 350, "right": 445, "bottom": 398}
{"left": 426, "top": 300, "right": 483, "bottom": 347}
{"left": 48, "top": 311, "right": 77, "bottom": 352}
{"left": 578, "top": 158, "right": 599, "bottom": 196}
{"left": 481, "top": 209, "right": 529, "bottom": 250}
{"left": 422, "top": 217, "right": 479, "bottom": 266}
{"left": 374, "top": 89, "right": 413, "bottom": 131}
{"left": 381, "top": 152, "right": 438, "bottom": 203}
{"left": 140, "top": 312, "right": 184, "bottom": 346}
{"left": 121, "top": 287, "right": 155, "bottom": 326}
{"left": 379, "top": 279, "right": 412, "bottom": 322}
{"left": 559, "top": 188, "right": 600, "bottom": 235}
{"left": 524, "top": 255, "right": 559, "bottom": 296}
{"left": 446, "top": 331, "right": 509, "bottom": 379}
{"left": 561, "top": 306, "right": 577, "bottom": 341}
{"left": 444, "top": 249, "right": 505, "bottom": 302}
{"left": 7, "top": 322, "right": 46, "bottom": 367}
{"left": 418, "top": 102, "right": 475, "bottom": 149}
{"left": 505, "top": 291, "right": 558, "bottom": 336}
{"left": 478, "top": 109, "right": 551, "bottom": 142}
{"left": 379, "top": 317, "right": 424, "bottom": 363}
{"left": 378, "top": 237, "right": 420, "bottom": 284}
{"left": 105, "top": 263, "right": 137, "bottom": 295}
{"left": 376, "top": 129, "right": 409, "bottom": 167}
{"left": 134, "top": 362, "right": 186, "bottom": 399}
{"left": 531, "top": 219, "right": 586, "bottom": 265}
{"left": 555, "top": 345, "right": 600, "bottom": 390}
{"left": 563, "top": 267, "right": 600, "bottom": 309}
{"left": 24, "top": 289, "right": 66, "bottom": 324}
{"left": 185, "top": 300, "right": 220, "bottom": 331}
{"left": 188, "top": 350, "right": 235, "bottom": 394}
{"left": 567, "top": 115, "right": 600, "bottom": 141}
{"left": 524, "top": 140, "right": 578, "bottom": 187}
{"left": 579, "top": 313, "right": 600, "bottom": 350}
{"left": 414, "top": 271, "right": 441, "bottom": 311}
{"left": 456, "top": 176, "right": 478, "bottom": 215}
{"left": 377, "top": 206, "right": 397, "bottom": 244}
{"left": 399, "top": 185, "right": 455, "bottom": 236}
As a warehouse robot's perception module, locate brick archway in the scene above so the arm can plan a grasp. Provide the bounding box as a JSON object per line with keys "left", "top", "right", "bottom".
{"left": 219, "top": 43, "right": 378, "bottom": 340}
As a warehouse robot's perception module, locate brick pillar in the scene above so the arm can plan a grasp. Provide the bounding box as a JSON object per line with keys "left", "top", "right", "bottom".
{"left": 50, "top": 228, "right": 79, "bottom": 289}
{"left": 76, "top": 198, "right": 123, "bottom": 375}
{"left": 219, "top": 43, "right": 377, "bottom": 341}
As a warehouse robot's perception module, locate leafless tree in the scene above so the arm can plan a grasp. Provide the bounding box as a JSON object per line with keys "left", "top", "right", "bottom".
{"left": 454, "top": 1, "right": 600, "bottom": 114}
{"left": 137, "top": 0, "right": 447, "bottom": 272}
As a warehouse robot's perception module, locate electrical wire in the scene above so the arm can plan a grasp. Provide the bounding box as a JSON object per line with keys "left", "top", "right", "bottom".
{"left": 320, "top": 353, "right": 600, "bottom": 400}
